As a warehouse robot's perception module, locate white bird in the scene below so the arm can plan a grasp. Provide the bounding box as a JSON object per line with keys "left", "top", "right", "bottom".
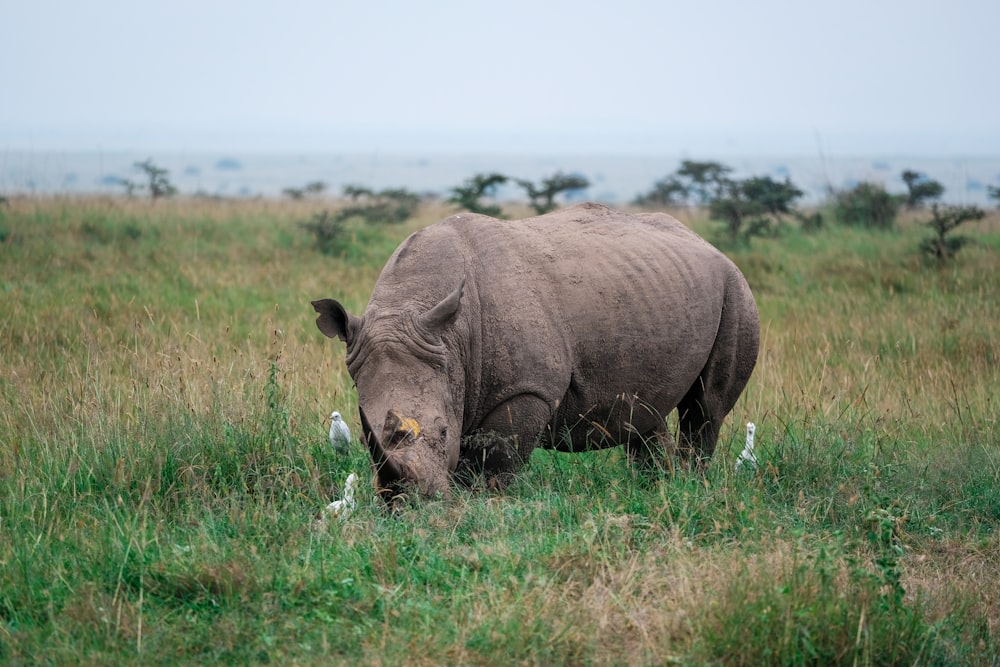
{"left": 320, "top": 473, "right": 358, "bottom": 524}
{"left": 735, "top": 422, "right": 758, "bottom": 471}
{"left": 328, "top": 411, "right": 351, "bottom": 452}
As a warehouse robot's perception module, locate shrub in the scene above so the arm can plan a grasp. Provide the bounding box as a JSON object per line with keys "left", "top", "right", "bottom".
{"left": 282, "top": 181, "right": 328, "bottom": 200}
{"left": 988, "top": 185, "right": 1000, "bottom": 208}
{"left": 516, "top": 172, "right": 590, "bottom": 215}
{"left": 632, "top": 175, "right": 687, "bottom": 207}
{"left": 633, "top": 160, "right": 733, "bottom": 208}
{"left": 832, "top": 182, "right": 902, "bottom": 229}
{"left": 676, "top": 160, "right": 733, "bottom": 205}
{"left": 130, "top": 158, "right": 178, "bottom": 200}
{"left": 920, "top": 204, "right": 985, "bottom": 262}
{"left": 299, "top": 210, "right": 348, "bottom": 255}
{"left": 447, "top": 173, "right": 509, "bottom": 217}
{"left": 901, "top": 170, "right": 944, "bottom": 209}
{"left": 709, "top": 176, "right": 805, "bottom": 245}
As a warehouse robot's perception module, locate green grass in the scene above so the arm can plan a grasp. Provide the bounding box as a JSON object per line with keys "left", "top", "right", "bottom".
{"left": 1, "top": 196, "right": 999, "bottom": 665}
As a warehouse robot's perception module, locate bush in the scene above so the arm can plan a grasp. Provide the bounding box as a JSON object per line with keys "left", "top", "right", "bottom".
{"left": 832, "top": 182, "right": 902, "bottom": 230}
{"left": 901, "top": 170, "right": 944, "bottom": 209}
{"left": 920, "top": 204, "right": 985, "bottom": 262}
{"left": 299, "top": 210, "right": 349, "bottom": 255}
{"left": 282, "top": 181, "right": 327, "bottom": 200}
{"left": 988, "top": 185, "right": 1000, "bottom": 208}
{"left": 299, "top": 186, "right": 420, "bottom": 255}
{"left": 709, "top": 176, "right": 805, "bottom": 245}
{"left": 129, "top": 159, "right": 178, "bottom": 200}
{"left": 447, "top": 173, "right": 508, "bottom": 217}
{"left": 516, "top": 172, "right": 590, "bottom": 215}
{"left": 633, "top": 160, "right": 732, "bottom": 208}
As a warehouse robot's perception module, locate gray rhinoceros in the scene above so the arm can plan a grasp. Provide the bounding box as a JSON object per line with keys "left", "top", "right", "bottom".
{"left": 312, "top": 203, "right": 759, "bottom": 498}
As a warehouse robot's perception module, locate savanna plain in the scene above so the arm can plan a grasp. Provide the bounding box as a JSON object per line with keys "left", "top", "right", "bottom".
{"left": 1, "top": 196, "right": 998, "bottom": 665}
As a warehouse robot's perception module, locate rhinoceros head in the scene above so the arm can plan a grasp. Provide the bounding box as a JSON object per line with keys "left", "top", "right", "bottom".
{"left": 312, "top": 282, "right": 465, "bottom": 499}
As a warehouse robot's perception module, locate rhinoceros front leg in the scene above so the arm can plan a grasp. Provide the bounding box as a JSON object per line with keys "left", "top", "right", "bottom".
{"left": 456, "top": 394, "right": 552, "bottom": 490}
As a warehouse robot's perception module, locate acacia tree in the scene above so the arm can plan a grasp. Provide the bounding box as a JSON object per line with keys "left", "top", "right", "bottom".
{"left": 988, "top": 185, "right": 1000, "bottom": 208}
{"left": 447, "top": 173, "right": 509, "bottom": 217}
{"left": 132, "top": 159, "right": 177, "bottom": 200}
{"left": 633, "top": 160, "right": 733, "bottom": 208}
{"left": 901, "top": 170, "right": 944, "bottom": 209}
{"left": 633, "top": 175, "right": 687, "bottom": 207}
{"left": 921, "top": 204, "right": 985, "bottom": 262}
{"left": 709, "top": 176, "right": 806, "bottom": 244}
{"left": 516, "top": 172, "right": 589, "bottom": 214}
{"left": 676, "top": 160, "right": 733, "bottom": 205}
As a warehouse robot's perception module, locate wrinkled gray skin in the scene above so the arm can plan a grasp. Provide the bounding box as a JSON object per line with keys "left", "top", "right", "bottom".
{"left": 312, "top": 203, "right": 759, "bottom": 499}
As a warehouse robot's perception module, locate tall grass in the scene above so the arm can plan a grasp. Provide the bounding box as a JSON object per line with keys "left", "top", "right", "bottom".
{"left": 1, "top": 196, "right": 998, "bottom": 664}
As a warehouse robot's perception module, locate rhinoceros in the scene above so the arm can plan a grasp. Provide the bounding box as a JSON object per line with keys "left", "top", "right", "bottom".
{"left": 312, "top": 203, "right": 759, "bottom": 498}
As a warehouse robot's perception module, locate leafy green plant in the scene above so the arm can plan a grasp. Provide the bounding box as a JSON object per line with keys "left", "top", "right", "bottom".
{"left": 676, "top": 160, "right": 733, "bottom": 205}
{"left": 282, "top": 181, "right": 328, "bottom": 200}
{"left": 299, "top": 209, "right": 349, "bottom": 255}
{"left": 832, "top": 182, "right": 902, "bottom": 229}
{"left": 920, "top": 203, "right": 985, "bottom": 262}
{"left": 988, "top": 184, "right": 1000, "bottom": 208}
{"left": 709, "top": 176, "right": 806, "bottom": 244}
{"left": 633, "top": 160, "right": 733, "bottom": 208}
{"left": 128, "top": 158, "right": 178, "bottom": 200}
{"left": 515, "top": 172, "right": 590, "bottom": 215}
{"left": 632, "top": 175, "right": 687, "bottom": 207}
{"left": 901, "top": 169, "right": 944, "bottom": 209}
{"left": 299, "top": 186, "right": 419, "bottom": 255}
{"left": 447, "top": 173, "right": 509, "bottom": 216}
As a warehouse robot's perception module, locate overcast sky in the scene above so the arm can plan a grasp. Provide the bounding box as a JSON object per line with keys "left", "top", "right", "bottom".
{"left": 3, "top": 0, "right": 998, "bottom": 156}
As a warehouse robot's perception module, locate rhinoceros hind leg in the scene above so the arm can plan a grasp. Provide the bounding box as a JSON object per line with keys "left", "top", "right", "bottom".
{"left": 677, "top": 274, "right": 760, "bottom": 466}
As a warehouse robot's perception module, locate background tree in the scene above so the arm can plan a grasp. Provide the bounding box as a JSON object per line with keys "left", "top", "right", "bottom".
{"left": 448, "top": 173, "right": 508, "bottom": 217}
{"left": 921, "top": 204, "right": 985, "bottom": 262}
{"left": 516, "top": 172, "right": 590, "bottom": 215}
{"left": 633, "top": 160, "right": 733, "bottom": 207}
{"left": 133, "top": 159, "right": 177, "bottom": 200}
{"left": 901, "top": 170, "right": 944, "bottom": 209}
{"left": 832, "top": 182, "right": 902, "bottom": 230}
{"left": 676, "top": 160, "right": 733, "bottom": 205}
{"left": 283, "top": 180, "right": 328, "bottom": 200}
{"left": 709, "top": 176, "right": 805, "bottom": 244}
{"left": 632, "top": 175, "right": 687, "bottom": 207}
{"left": 988, "top": 185, "right": 1000, "bottom": 208}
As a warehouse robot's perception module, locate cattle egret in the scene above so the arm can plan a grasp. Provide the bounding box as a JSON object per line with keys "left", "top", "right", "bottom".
{"left": 321, "top": 473, "right": 358, "bottom": 523}
{"left": 735, "top": 422, "right": 758, "bottom": 471}
{"left": 329, "top": 411, "right": 351, "bottom": 452}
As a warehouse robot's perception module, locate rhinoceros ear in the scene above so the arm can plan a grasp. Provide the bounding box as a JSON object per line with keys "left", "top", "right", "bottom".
{"left": 418, "top": 279, "right": 465, "bottom": 334}
{"left": 311, "top": 299, "right": 360, "bottom": 343}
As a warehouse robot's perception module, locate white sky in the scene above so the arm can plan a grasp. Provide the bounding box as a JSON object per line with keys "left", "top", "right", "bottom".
{"left": 3, "top": 0, "right": 998, "bottom": 155}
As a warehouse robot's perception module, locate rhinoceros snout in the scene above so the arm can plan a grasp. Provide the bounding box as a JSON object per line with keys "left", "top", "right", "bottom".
{"left": 392, "top": 450, "right": 451, "bottom": 499}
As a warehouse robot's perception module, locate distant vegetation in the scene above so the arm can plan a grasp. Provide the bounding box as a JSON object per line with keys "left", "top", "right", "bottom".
{"left": 299, "top": 184, "right": 421, "bottom": 256}
{"left": 515, "top": 171, "right": 590, "bottom": 215}
{"left": 447, "top": 172, "right": 509, "bottom": 217}
{"left": 74, "top": 153, "right": 1000, "bottom": 265}
{"left": 282, "top": 180, "right": 328, "bottom": 200}
{"left": 117, "top": 159, "right": 178, "bottom": 200}
{"left": 447, "top": 171, "right": 589, "bottom": 217}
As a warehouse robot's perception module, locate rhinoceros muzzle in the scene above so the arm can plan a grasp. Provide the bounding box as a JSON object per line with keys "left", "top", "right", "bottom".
{"left": 369, "top": 409, "right": 451, "bottom": 499}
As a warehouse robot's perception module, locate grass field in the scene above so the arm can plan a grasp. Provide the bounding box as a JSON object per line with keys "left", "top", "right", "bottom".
{"left": 1, "top": 196, "right": 998, "bottom": 665}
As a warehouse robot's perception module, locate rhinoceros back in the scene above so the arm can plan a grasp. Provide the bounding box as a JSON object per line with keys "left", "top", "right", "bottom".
{"left": 371, "top": 202, "right": 757, "bottom": 451}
